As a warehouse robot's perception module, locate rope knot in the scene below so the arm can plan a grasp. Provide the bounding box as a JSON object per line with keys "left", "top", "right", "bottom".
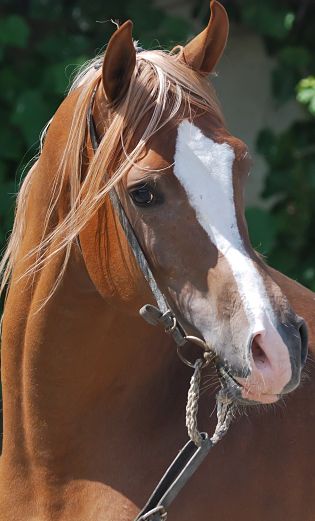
{"left": 185, "top": 355, "right": 234, "bottom": 448}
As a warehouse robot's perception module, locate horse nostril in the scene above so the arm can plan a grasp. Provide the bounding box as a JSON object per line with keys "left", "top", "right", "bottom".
{"left": 298, "top": 319, "right": 308, "bottom": 367}
{"left": 251, "top": 333, "right": 269, "bottom": 371}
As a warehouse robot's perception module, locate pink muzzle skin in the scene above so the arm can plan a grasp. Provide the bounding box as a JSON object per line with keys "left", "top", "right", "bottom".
{"left": 235, "top": 317, "right": 293, "bottom": 404}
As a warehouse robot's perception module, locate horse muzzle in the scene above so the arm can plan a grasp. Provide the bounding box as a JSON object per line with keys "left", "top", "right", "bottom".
{"left": 217, "top": 315, "right": 308, "bottom": 405}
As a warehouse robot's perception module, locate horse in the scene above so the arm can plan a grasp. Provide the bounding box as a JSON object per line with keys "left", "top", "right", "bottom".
{"left": 1, "top": 1, "right": 315, "bottom": 520}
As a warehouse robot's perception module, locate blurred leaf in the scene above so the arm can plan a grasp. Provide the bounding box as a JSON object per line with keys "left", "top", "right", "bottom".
{"left": 42, "top": 57, "right": 88, "bottom": 94}
{"left": 272, "top": 65, "right": 298, "bottom": 102}
{"left": 284, "top": 12, "right": 295, "bottom": 31}
{"left": 297, "top": 76, "right": 315, "bottom": 116}
{"left": 11, "top": 90, "right": 51, "bottom": 147}
{"left": 305, "top": 160, "right": 315, "bottom": 188}
{"left": 157, "top": 16, "right": 192, "bottom": 46}
{"left": 30, "top": 0, "right": 63, "bottom": 20}
{"left": 0, "top": 68, "right": 20, "bottom": 103}
{"left": 240, "top": 3, "right": 290, "bottom": 40}
{"left": 0, "top": 181, "right": 16, "bottom": 216}
{"left": 278, "top": 46, "right": 312, "bottom": 70}
{"left": 268, "top": 248, "right": 297, "bottom": 274}
{"left": 256, "top": 128, "right": 276, "bottom": 158}
{"left": 246, "top": 207, "right": 277, "bottom": 253}
{"left": 309, "top": 97, "right": 315, "bottom": 115}
{"left": 0, "top": 128, "right": 24, "bottom": 160}
{"left": 0, "top": 15, "right": 30, "bottom": 48}
{"left": 126, "top": 0, "right": 163, "bottom": 35}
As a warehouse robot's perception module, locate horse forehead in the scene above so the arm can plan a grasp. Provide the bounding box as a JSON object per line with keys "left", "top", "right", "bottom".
{"left": 131, "top": 119, "right": 249, "bottom": 176}
{"left": 174, "top": 120, "right": 250, "bottom": 175}
{"left": 179, "top": 119, "right": 249, "bottom": 164}
{"left": 173, "top": 120, "right": 249, "bottom": 226}
{"left": 152, "top": 118, "right": 248, "bottom": 167}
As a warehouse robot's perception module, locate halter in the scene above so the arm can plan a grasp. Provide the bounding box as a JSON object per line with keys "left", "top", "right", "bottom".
{"left": 87, "top": 81, "right": 233, "bottom": 521}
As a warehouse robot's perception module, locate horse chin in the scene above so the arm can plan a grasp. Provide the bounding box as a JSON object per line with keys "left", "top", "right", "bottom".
{"left": 217, "top": 365, "right": 279, "bottom": 406}
{"left": 237, "top": 385, "right": 279, "bottom": 405}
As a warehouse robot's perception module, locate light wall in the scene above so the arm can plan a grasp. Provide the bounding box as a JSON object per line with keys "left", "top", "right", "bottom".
{"left": 209, "top": 24, "right": 302, "bottom": 206}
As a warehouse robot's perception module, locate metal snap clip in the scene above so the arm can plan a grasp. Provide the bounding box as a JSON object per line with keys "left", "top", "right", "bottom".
{"left": 139, "top": 505, "right": 167, "bottom": 520}
{"left": 164, "top": 315, "right": 177, "bottom": 333}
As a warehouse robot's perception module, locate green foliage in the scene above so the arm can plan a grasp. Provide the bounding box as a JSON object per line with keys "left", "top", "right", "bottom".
{"left": 297, "top": 76, "right": 315, "bottom": 115}
{"left": 241, "top": 0, "right": 315, "bottom": 290}
{"left": 245, "top": 207, "right": 278, "bottom": 254}
{"left": 0, "top": 15, "right": 30, "bottom": 48}
{"left": 239, "top": 2, "right": 292, "bottom": 41}
{"left": 255, "top": 122, "right": 315, "bottom": 288}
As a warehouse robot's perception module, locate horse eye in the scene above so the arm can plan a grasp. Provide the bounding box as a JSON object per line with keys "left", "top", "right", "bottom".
{"left": 129, "top": 185, "right": 155, "bottom": 207}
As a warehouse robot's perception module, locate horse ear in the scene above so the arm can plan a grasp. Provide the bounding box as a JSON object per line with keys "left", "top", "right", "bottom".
{"left": 102, "top": 20, "right": 136, "bottom": 104}
{"left": 183, "top": 0, "right": 229, "bottom": 73}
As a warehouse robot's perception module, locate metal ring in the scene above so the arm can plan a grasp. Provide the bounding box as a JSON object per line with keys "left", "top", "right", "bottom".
{"left": 184, "top": 335, "right": 209, "bottom": 350}
{"left": 177, "top": 335, "right": 212, "bottom": 369}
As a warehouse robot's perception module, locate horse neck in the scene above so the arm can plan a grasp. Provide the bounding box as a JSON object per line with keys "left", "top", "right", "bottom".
{"left": 1, "top": 240, "right": 184, "bottom": 458}
{"left": 0, "top": 90, "right": 186, "bottom": 480}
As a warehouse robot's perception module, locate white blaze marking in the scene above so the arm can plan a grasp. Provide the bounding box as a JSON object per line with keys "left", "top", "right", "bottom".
{"left": 174, "top": 120, "right": 275, "bottom": 338}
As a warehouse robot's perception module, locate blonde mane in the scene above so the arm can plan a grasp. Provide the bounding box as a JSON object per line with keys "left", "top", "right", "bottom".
{"left": 0, "top": 45, "right": 223, "bottom": 300}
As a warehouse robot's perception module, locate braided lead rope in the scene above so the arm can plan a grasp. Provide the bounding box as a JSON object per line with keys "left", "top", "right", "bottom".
{"left": 211, "top": 389, "right": 234, "bottom": 445}
{"left": 186, "top": 357, "right": 234, "bottom": 447}
{"left": 185, "top": 358, "right": 204, "bottom": 446}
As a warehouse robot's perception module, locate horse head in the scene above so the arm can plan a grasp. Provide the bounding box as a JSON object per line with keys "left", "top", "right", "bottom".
{"left": 81, "top": 1, "right": 307, "bottom": 405}
{"left": 2, "top": 2, "right": 306, "bottom": 407}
